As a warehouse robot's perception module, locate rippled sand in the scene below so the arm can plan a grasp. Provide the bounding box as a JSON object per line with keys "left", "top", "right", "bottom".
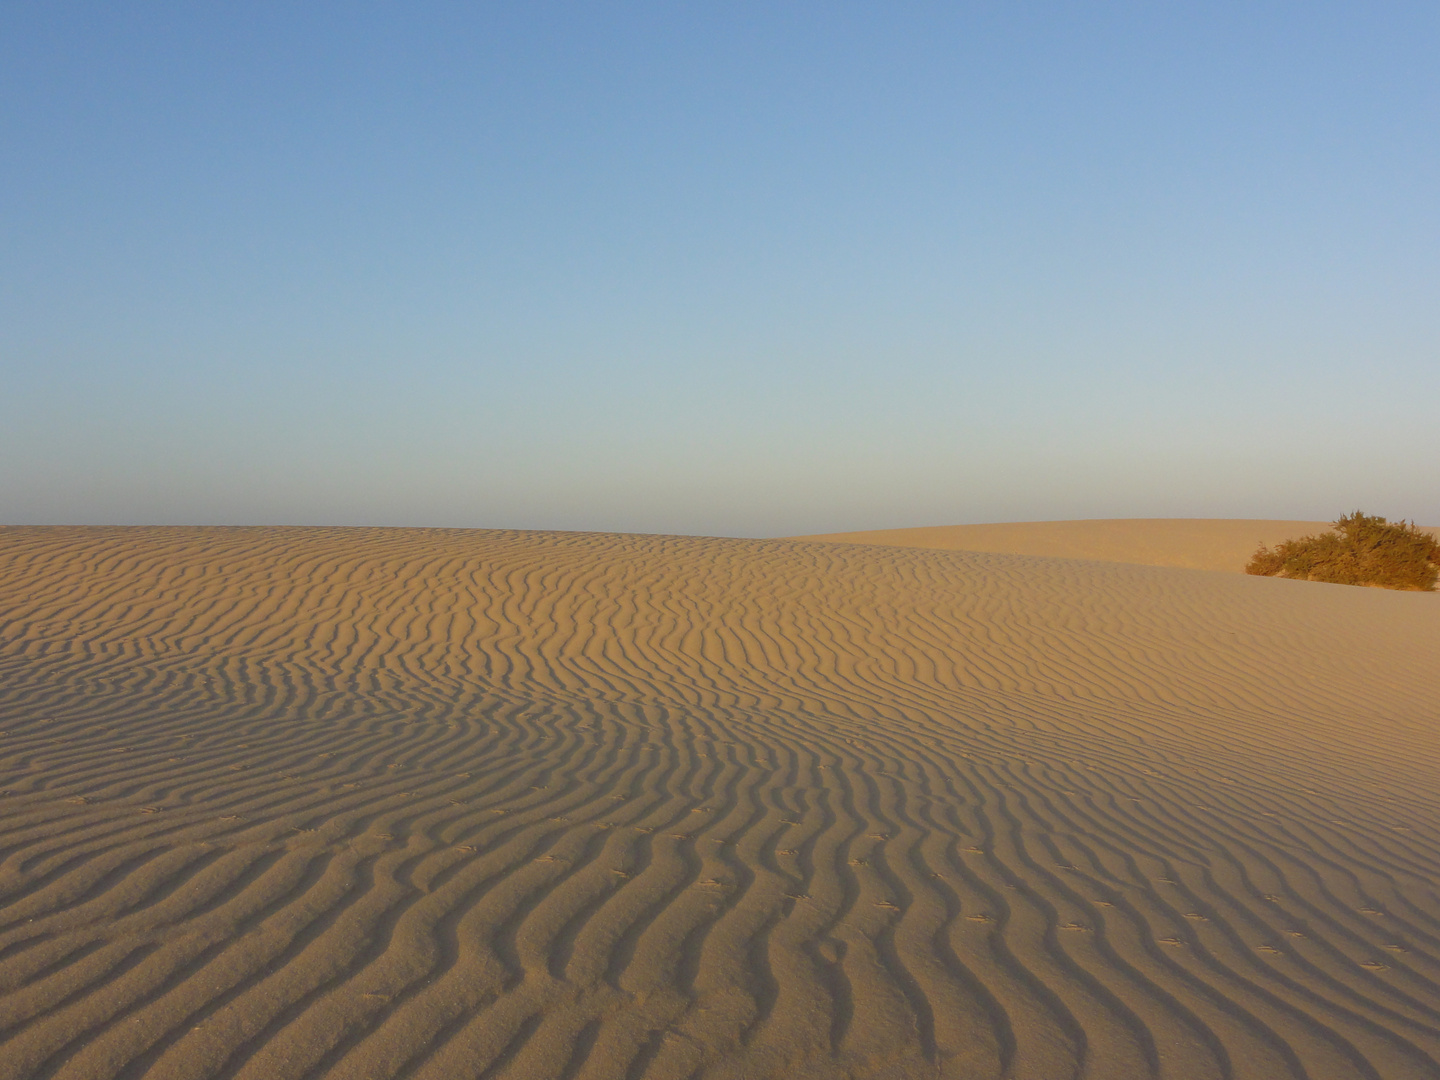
{"left": 1, "top": 527, "right": 1437, "bottom": 1079}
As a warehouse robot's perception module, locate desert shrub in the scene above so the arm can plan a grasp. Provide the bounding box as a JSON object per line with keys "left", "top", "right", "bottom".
{"left": 1246, "top": 512, "right": 1439, "bottom": 591}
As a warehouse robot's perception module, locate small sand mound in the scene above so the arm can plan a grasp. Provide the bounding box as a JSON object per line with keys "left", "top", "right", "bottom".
{"left": 0, "top": 527, "right": 1437, "bottom": 1079}
{"left": 791, "top": 517, "right": 1440, "bottom": 573}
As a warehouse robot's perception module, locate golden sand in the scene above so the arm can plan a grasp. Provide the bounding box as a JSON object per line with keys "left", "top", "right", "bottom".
{"left": 0, "top": 527, "right": 1437, "bottom": 1079}
{"left": 790, "top": 517, "right": 1440, "bottom": 574}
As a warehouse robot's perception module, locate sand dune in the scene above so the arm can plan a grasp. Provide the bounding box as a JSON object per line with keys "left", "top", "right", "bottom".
{"left": 0, "top": 526, "right": 1437, "bottom": 1080}
{"left": 790, "top": 518, "right": 1440, "bottom": 574}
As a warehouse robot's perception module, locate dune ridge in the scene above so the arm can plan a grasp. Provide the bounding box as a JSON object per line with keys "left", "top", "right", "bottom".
{"left": 0, "top": 526, "right": 1438, "bottom": 1079}
{"left": 789, "top": 518, "right": 1440, "bottom": 574}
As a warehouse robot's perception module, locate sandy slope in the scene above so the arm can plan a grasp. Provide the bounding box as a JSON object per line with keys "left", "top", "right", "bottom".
{"left": 789, "top": 518, "right": 1440, "bottom": 574}
{"left": 0, "top": 527, "right": 1437, "bottom": 1080}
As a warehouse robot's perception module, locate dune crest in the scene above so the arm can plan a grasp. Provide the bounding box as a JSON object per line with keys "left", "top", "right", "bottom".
{"left": 790, "top": 517, "right": 1440, "bottom": 574}
{"left": 1, "top": 527, "right": 1437, "bottom": 1079}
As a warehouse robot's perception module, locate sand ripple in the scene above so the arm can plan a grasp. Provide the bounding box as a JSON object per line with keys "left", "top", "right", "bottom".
{"left": 0, "top": 527, "right": 1437, "bottom": 1079}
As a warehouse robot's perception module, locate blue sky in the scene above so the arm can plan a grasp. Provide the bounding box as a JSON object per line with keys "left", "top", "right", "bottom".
{"left": 3, "top": 2, "right": 1437, "bottom": 535}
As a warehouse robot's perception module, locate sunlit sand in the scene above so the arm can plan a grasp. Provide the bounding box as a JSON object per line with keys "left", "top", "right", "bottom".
{"left": 791, "top": 517, "right": 1440, "bottom": 573}
{"left": 1, "top": 526, "right": 1437, "bottom": 1079}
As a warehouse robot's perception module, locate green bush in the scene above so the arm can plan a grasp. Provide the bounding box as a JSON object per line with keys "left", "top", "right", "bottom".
{"left": 1246, "top": 512, "right": 1439, "bottom": 591}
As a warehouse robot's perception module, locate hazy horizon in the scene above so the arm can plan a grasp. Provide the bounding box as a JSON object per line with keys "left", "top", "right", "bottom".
{"left": 4, "top": 3, "right": 1437, "bottom": 536}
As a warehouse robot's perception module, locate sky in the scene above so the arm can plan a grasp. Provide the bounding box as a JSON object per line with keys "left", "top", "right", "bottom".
{"left": 2, "top": 2, "right": 1437, "bottom": 536}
